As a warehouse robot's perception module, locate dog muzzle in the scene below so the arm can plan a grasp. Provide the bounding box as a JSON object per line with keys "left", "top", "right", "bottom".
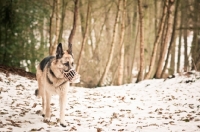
{"left": 63, "top": 69, "right": 80, "bottom": 83}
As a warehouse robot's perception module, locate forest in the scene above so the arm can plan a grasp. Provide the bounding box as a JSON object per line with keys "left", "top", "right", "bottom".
{"left": 0, "top": 0, "right": 200, "bottom": 87}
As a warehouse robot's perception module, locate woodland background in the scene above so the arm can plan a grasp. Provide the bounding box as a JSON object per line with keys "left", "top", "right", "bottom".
{"left": 0, "top": 0, "right": 200, "bottom": 87}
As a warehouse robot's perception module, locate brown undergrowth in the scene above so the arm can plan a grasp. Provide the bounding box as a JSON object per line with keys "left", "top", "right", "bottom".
{"left": 0, "top": 65, "right": 36, "bottom": 80}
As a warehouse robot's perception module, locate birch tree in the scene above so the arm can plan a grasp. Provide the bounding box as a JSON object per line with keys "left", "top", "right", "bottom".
{"left": 49, "top": 0, "right": 68, "bottom": 55}
{"left": 144, "top": 0, "right": 169, "bottom": 79}
{"left": 117, "top": 0, "right": 126, "bottom": 85}
{"left": 155, "top": 0, "right": 175, "bottom": 78}
{"left": 191, "top": 0, "right": 200, "bottom": 70}
{"left": 161, "top": 0, "right": 179, "bottom": 77}
{"left": 76, "top": 0, "right": 90, "bottom": 73}
{"left": 136, "top": 0, "right": 144, "bottom": 83}
{"left": 98, "top": 0, "right": 122, "bottom": 86}
{"left": 66, "top": 0, "right": 79, "bottom": 62}
{"left": 49, "top": 0, "right": 56, "bottom": 55}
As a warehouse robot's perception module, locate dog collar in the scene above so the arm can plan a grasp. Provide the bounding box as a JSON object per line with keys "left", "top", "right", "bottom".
{"left": 47, "top": 68, "right": 67, "bottom": 87}
{"left": 46, "top": 72, "right": 53, "bottom": 85}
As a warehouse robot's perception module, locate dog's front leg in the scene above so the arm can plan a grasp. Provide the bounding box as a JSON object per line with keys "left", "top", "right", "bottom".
{"left": 59, "top": 91, "right": 67, "bottom": 127}
{"left": 44, "top": 91, "right": 51, "bottom": 121}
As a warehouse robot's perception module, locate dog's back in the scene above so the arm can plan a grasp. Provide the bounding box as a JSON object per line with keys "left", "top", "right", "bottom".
{"left": 40, "top": 56, "right": 55, "bottom": 71}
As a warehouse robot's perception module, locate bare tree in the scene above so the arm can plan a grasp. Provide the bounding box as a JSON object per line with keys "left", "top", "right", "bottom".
{"left": 177, "top": 30, "right": 182, "bottom": 73}
{"left": 68, "top": 0, "right": 79, "bottom": 45}
{"left": 76, "top": 0, "right": 90, "bottom": 73}
{"left": 58, "top": 0, "right": 68, "bottom": 43}
{"left": 191, "top": 0, "right": 200, "bottom": 70}
{"left": 117, "top": 0, "right": 126, "bottom": 85}
{"left": 49, "top": 0, "right": 56, "bottom": 55}
{"left": 136, "top": 0, "right": 144, "bottom": 83}
{"left": 124, "top": 1, "right": 139, "bottom": 83}
{"left": 49, "top": 0, "right": 68, "bottom": 55}
{"left": 54, "top": 0, "right": 61, "bottom": 49}
{"left": 183, "top": 30, "right": 189, "bottom": 72}
{"left": 161, "top": 0, "right": 180, "bottom": 77}
{"left": 98, "top": 0, "right": 122, "bottom": 86}
{"left": 155, "top": 0, "right": 175, "bottom": 78}
{"left": 144, "top": 0, "right": 169, "bottom": 79}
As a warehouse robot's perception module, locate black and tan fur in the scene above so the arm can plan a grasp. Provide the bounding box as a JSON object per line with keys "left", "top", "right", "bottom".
{"left": 35, "top": 43, "right": 74, "bottom": 127}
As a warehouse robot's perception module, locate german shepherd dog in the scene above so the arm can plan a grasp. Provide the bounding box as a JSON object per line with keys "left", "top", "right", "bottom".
{"left": 35, "top": 43, "right": 79, "bottom": 127}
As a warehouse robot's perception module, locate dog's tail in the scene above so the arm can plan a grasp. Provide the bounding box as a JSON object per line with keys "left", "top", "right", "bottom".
{"left": 35, "top": 89, "right": 39, "bottom": 96}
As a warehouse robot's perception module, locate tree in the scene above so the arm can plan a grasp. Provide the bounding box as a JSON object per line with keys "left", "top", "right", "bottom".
{"left": 144, "top": 0, "right": 169, "bottom": 79}
{"left": 183, "top": 28, "right": 189, "bottom": 72}
{"left": 136, "top": 0, "right": 144, "bottom": 83}
{"left": 1, "top": 0, "right": 200, "bottom": 87}
{"left": 117, "top": 0, "right": 126, "bottom": 85}
{"left": 0, "top": 0, "right": 50, "bottom": 72}
{"left": 48, "top": 0, "right": 70, "bottom": 55}
{"left": 49, "top": 0, "right": 57, "bottom": 55}
{"left": 76, "top": 0, "right": 90, "bottom": 73}
{"left": 98, "top": 0, "right": 122, "bottom": 86}
{"left": 191, "top": 0, "right": 200, "bottom": 70}
{"left": 68, "top": 0, "right": 79, "bottom": 50}
{"left": 161, "top": 0, "right": 180, "bottom": 77}
{"left": 155, "top": 0, "right": 175, "bottom": 78}
{"left": 177, "top": 29, "right": 182, "bottom": 73}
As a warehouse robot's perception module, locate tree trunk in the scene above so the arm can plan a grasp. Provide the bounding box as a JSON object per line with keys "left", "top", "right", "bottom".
{"left": 191, "top": 0, "right": 200, "bottom": 70}
{"left": 49, "top": 0, "right": 56, "bottom": 55}
{"left": 54, "top": 0, "right": 61, "bottom": 47}
{"left": 169, "top": 36, "right": 176, "bottom": 75}
{"left": 136, "top": 0, "right": 144, "bottom": 83}
{"left": 76, "top": 1, "right": 90, "bottom": 73}
{"left": 144, "top": 0, "right": 169, "bottom": 79}
{"left": 177, "top": 29, "right": 182, "bottom": 73}
{"left": 117, "top": 0, "right": 126, "bottom": 85}
{"left": 68, "top": 0, "right": 79, "bottom": 45}
{"left": 92, "top": 7, "right": 110, "bottom": 60}
{"left": 183, "top": 29, "right": 188, "bottom": 72}
{"left": 62, "top": 0, "right": 78, "bottom": 60}
{"left": 161, "top": 0, "right": 179, "bottom": 77}
{"left": 177, "top": 2, "right": 183, "bottom": 73}
{"left": 155, "top": 0, "right": 175, "bottom": 78}
{"left": 98, "top": 0, "right": 122, "bottom": 86}
{"left": 124, "top": 0, "right": 138, "bottom": 83}
{"left": 58, "top": 0, "right": 68, "bottom": 43}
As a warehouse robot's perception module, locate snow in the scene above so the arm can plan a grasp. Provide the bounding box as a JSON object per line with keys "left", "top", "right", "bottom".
{"left": 0, "top": 72, "right": 200, "bottom": 132}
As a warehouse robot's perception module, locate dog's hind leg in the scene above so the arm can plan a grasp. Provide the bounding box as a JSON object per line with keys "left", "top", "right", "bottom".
{"left": 59, "top": 91, "right": 67, "bottom": 127}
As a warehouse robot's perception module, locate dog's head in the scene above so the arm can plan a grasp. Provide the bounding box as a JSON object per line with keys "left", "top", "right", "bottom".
{"left": 55, "top": 43, "right": 74, "bottom": 72}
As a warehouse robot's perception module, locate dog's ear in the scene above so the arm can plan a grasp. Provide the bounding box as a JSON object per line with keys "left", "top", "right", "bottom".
{"left": 56, "top": 43, "right": 64, "bottom": 59}
{"left": 67, "top": 43, "right": 72, "bottom": 55}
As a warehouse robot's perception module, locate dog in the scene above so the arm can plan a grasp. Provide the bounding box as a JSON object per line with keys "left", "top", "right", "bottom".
{"left": 35, "top": 43, "right": 79, "bottom": 127}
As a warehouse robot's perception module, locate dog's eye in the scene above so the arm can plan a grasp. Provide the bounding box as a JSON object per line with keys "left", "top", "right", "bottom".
{"left": 71, "top": 62, "right": 74, "bottom": 66}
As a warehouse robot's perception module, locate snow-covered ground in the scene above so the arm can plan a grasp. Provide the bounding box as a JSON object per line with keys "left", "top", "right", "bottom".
{"left": 0, "top": 71, "right": 200, "bottom": 132}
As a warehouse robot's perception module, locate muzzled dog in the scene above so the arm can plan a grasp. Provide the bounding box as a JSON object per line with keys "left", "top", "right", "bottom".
{"left": 35, "top": 43, "right": 80, "bottom": 127}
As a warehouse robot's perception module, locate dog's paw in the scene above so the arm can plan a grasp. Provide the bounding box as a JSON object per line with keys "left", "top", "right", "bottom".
{"left": 44, "top": 117, "right": 50, "bottom": 123}
{"left": 60, "top": 120, "right": 67, "bottom": 127}
{"left": 60, "top": 123, "right": 66, "bottom": 127}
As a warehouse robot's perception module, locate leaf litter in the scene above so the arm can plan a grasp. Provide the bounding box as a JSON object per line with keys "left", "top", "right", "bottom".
{"left": 0, "top": 71, "right": 200, "bottom": 131}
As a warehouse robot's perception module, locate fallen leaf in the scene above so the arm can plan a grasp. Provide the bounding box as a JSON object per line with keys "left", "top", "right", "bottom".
{"left": 97, "top": 128, "right": 102, "bottom": 132}
{"left": 32, "top": 103, "right": 37, "bottom": 108}
{"left": 182, "top": 119, "right": 190, "bottom": 122}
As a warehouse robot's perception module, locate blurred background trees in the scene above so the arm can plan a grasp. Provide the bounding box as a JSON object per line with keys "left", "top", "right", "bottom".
{"left": 0, "top": 0, "right": 200, "bottom": 87}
